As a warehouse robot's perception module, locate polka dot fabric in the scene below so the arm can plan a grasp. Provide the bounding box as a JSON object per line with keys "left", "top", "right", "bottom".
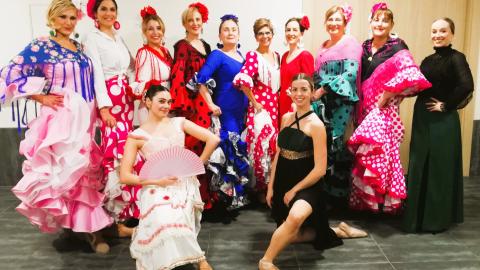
{"left": 348, "top": 49, "right": 431, "bottom": 213}
{"left": 233, "top": 51, "right": 279, "bottom": 190}
{"left": 101, "top": 76, "right": 140, "bottom": 220}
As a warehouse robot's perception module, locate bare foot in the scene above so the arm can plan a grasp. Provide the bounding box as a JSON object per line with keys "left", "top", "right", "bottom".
{"left": 258, "top": 259, "right": 279, "bottom": 270}
{"left": 198, "top": 259, "right": 213, "bottom": 270}
{"left": 86, "top": 232, "right": 110, "bottom": 254}
{"left": 338, "top": 222, "right": 368, "bottom": 238}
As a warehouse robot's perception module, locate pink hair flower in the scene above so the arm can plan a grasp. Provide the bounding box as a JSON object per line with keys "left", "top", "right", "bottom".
{"left": 341, "top": 4, "right": 353, "bottom": 23}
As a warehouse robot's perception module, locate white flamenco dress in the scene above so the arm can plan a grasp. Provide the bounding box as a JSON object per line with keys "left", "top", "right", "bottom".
{"left": 130, "top": 117, "right": 205, "bottom": 270}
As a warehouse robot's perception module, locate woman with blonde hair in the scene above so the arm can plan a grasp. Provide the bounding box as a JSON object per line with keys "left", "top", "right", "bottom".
{"left": 1, "top": 0, "right": 112, "bottom": 253}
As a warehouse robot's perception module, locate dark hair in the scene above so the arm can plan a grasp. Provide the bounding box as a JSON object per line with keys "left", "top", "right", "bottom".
{"left": 92, "top": 0, "right": 118, "bottom": 15}
{"left": 285, "top": 17, "right": 306, "bottom": 33}
{"left": 291, "top": 73, "right": 314, "bottom": 91}
{"left": 144, "top": 84, "right": 170, "bottom": 100}
{"left": 435, "top": 17, "right": 455, "bottom": 34}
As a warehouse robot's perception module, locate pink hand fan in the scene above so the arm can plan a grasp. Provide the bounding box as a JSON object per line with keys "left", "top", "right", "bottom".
{"left": 139, "top": 146, "right": 205, "bottom": 180}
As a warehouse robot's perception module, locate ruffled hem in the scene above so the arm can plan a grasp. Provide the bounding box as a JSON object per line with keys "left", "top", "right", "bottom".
{"left": 250, "top": 121, "right": 276, "bottom": 191}
{"left": 233, "top": 72, "right": 254, "bottom": 89}
{"left": 11, "top": 91, "right": 112, "bottom": 233}
{"left": 208, "top": 128, "right": 250, "bottom": 209}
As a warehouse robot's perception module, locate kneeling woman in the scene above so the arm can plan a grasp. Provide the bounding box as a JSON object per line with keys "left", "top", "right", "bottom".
{"left": 120, "top": 85, "right": 219, "bottom": 270}
{"left": 260, "top": 74, "right": 345, "bottom": 270}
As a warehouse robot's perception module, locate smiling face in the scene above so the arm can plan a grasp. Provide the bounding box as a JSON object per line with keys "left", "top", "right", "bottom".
{"left": 95, "top": 0, "right": 117, "bottom": 29}
{"left": 52, "top": 7, "right": 78, "bottom": 37}
{"left": 255, "top": 26, "right": 273, "bottom": 48}
{"left": 184, "top": 10, "right": 203, "bottom": 36}
{"left": 325, "top": 11, "right": 346, "bottom": 38}
{"left": 146, "top": 90, "right": 172, "bottom": 118}
{"left": 144, "top": 19, "right": 164, "bottom": 47}
{"left": 370, "top": 12, "right": 393, "bottom": 39}
{"left": 285, "top": 20, "right": 302, "bottom": 46}
{"left": 290, "top": 79, "right": 313, "bottom": 107}
{"left": 431, "top": 19, "right": 454, "bottom": 47}
{"left": 219, "top": 19, "right": 239, "bottom": 46}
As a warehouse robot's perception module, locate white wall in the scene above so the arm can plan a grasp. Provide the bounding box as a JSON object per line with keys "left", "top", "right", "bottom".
{"left": 0, "top": 0, "right": 302, "bottom": 127}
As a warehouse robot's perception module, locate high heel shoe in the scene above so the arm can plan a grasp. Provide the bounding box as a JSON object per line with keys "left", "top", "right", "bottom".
{"left": 258, "top": 259, "right": 279, "bottom": 270}
{"left": 85, "top": 233, "right": 110, "bottom": 254}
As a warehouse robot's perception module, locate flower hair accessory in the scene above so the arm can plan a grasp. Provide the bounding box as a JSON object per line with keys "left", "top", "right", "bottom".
{"left": 86, "top": 0, "right": 96, "bottom": 19}
{"left": 220, "top": 14, "right": 238, "bottom": 22}
{"left": 370, "top": 2, "right": 388, "bottom": 19}
{"left": 140, "top": 6, "right": 157, "bottom": 19}
{"left": 189, "top": 2, "right": 209, "bottom": 23}
{"left": 70, "top": 0, "right": 85, "bottom": 20}
{"left": 341, "top": 4, "right": 353, "bottom": 24}
{"left": 300, "top": 15, "right": 310, "bottom": 30}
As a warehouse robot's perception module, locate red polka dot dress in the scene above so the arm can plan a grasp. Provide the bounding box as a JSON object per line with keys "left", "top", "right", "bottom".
{"left": 233, "top": 51, "right": 280, "bottom": 190}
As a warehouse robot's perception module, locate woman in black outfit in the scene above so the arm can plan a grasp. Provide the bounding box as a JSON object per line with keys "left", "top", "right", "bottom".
{"left": 403, "top": 18, "right": 474, "bottom": 233}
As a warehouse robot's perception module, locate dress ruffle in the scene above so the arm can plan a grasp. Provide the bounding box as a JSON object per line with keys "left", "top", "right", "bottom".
{"left": 11, "top": 91, "right": 112, "bottom": 233}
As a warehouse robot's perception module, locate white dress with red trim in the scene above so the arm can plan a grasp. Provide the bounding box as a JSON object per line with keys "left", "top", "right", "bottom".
{"left": 129, "top": 117, "right": 205, "bottom": 270}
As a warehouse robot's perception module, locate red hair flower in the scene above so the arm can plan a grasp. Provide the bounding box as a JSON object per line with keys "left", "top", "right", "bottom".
{"left": 86, "top": 0, "right": 96, "bottom": 19}
{"left": 189, "top": 2, "right": 209, "bottom": 23}
{"left": 300, "top": 16, "right": 310, "bottom": 30}
{"left": 371, "top": 2, "right": 388, "bottom": 19}
{"left": 140, "top": 6, "right": 157, "bottom": 19}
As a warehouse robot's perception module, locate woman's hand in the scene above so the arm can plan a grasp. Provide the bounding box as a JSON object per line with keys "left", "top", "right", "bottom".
{"left": 313, "top": 87, "right": 327, "bottom": 100}
{"left": 31, "top": 94, "right": 64, "bottom": 110}
{"left": 208, "top": 103, "right": 222, "bottom": 116}
{"left": 283, "top": 189, "right": 297, "bottom": 207}
{"left": 425, "top": 97, "right": 445, "bottom": 112}
{"left": 266, "top": 186, "right": 274, "bottom": 208}
{"left": 99, "top": 107, "right": 117, "bottom": 128}
{"left": 253, "top": 102, "right": 263, "bottom": 113}
{"left": 377, "top": 91, "right": 396, "bottom": 108}
{"left": 151, "top": 176, "right": 178, "bottom": 187}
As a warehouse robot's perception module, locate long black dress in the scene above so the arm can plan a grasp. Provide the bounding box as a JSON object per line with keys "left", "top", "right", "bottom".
{"left": 402, "top": 45, "right": 474, "bottom": 232}
{"left": 271, "top": 111, "right": 342, "bottom": 249}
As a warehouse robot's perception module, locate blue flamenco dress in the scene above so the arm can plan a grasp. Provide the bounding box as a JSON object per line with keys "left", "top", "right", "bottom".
{"left": 196, "top": 49, "right": 250, "bottom": 209}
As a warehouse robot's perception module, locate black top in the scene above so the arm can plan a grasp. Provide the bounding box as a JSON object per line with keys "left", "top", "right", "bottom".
{"left": 361, "top": 38, "right": 408, "bottom": 82}
{"left": 277, "top": 111, "right": 314, "bottom": 152}
{"left": 419, "top": 45, "right": 474, "bottom": 110}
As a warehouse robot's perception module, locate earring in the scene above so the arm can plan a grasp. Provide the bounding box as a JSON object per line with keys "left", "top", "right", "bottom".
{"left": 114, "top": 21, "right": 120, "bottom": 30}
{"left": 74, "top": 32, "right": 79, "bottom": 39}
{"left": 237, "top": 43, "right": 241, "bottom": 49}
{"left": 94, "top": 20, "right": 99, "bottom": 28}
{"left": 216, "top": 42, "right": 224, "bottom": 49}
{"left": 49, "top": 29, "right": 56, "bottom": 37}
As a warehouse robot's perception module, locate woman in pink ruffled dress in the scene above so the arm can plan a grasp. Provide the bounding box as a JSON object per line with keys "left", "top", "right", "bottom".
{"left": 347, "top": 3, "right": 431, "bottom": 213}
{"left": 0, "top": 0, "right": 112, "bottom": 253}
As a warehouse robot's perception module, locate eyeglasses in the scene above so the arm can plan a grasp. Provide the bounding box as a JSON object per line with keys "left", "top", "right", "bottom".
{"left": 256, "top": 31, "right": 272, "bottom": 36}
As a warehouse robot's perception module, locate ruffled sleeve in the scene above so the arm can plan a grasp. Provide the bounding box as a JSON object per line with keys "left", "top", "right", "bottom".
{"left": 0, "top": 40, "right": 47, "bottom": 104}
{"left": 130, "top": 48, "right": 152, "bottom": 97}
{"left": 315, "top": 59, "right": 359, "bottom": 102}
{"left": 83, "top": 32, "right": 112, "bottom": 109}
{"left": 192, "top": 50, "right": 222, "bottom": 93}
{"left": 382, "top": 49, "right": 431, "bottom": 96}
{"left": 170, "top": 41, "right": 189, "bottom": 107}
{"left": 444, "top": 52, "right": 474, "bottom": 110}
{"left": 233, "top": 51, "right": 258, "bottom": 89}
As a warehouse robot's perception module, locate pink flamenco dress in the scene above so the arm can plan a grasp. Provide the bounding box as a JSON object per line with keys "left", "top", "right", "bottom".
{"left": 129, "top": 117, "right": 205, "bottom": 270}
{"left": 347, "top": 38, "right": 431, "bottom": 213}
{"left": 0, "top": 37, "right": 112, "bottom": 233}
{"left": 84, "top": 29, "right": 139, "bottom": 221}
{"left": 233, "top": 50, "right": 280, "bottom": 191}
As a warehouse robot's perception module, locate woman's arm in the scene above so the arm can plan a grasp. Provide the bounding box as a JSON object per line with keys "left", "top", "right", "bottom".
{"left": 283, "top": 119, "right": 327, "bottom": 206}
{"left": 119, "top": 137, "right": 178, "bottom": 186}
{"left": 182, "top": 119, "right": 220, "bottom": 164}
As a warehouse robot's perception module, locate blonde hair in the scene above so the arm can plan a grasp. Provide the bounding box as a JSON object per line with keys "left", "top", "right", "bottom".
{"left": 46, "top": 0, "right": 76, "bottom": 29}
{"left": 372, "top": 8, "right": 394, "bottom": 24}
{"left": 181, "top": 6, "right": 199, "bottom": 26}
{"left": 324, "top": 5, "right": 347, "bottom": 25}
{"left": 253, "top": 18, "right": 274, "bottom": 36}
{"left": 142, "top": 14, "right": 165, "bottom": 35}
